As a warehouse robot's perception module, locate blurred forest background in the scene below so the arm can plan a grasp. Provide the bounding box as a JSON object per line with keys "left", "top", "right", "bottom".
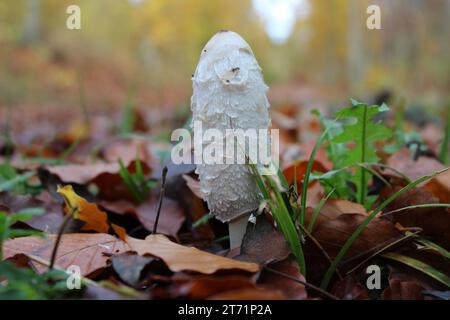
{"left": 0, "top": 0, "right": 449, "bottom": 118}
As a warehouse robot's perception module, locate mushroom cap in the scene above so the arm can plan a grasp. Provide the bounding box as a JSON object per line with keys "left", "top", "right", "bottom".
{"left": 191, "top": 30, "right": 270, "bottom": 223}
{"left": 200, "top": 30, "right": 255, "bottom": 61}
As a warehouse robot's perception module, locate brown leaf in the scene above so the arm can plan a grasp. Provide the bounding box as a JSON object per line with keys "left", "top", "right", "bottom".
{"left": 111, "top": 252, "right": 156, "bottom": 287}
{"left": 168, "top": 274, "right": 257, "bottom": 299}
{"left": 0, "top": 191, "right": 68, "bottom": 233}
{"left": 126, "top": 234, "right": 259, "bottom": 274}
{"left": 331, "top": 276, "right": 370, "bottom": 300}
{"left": 46, "top": 159, "right": 152, "bottom": 202}
{"left": 382, "top": 273, "right": 425, "bottom": 300}
{"left": 305, "top": 214, "right": 401, "bottom": 284}
{"left": 135, "top": 197, "right": 185, "bottom": 237}
{"left": 380, "top": 186, "right": 450, "bottom": 249}
{"left": 3, "top": 234, "right": 129, "bottom": 276}
{"left": 236, "top": 215, "right": 290, "bottom": 264}
{"left": 386, "top": 148, "right": 444, "bottom": 181}
{"left": 425, "top": 170, "right": 450, "bottom": 203}
{"left": 100, "top": 196, "right": 185, "bottom": 237}
{"left": 259, "top": 258, "right": 307, "bottom": 300}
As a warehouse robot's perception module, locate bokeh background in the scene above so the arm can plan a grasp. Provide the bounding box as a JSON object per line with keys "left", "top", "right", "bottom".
{"left": 0, "top": 0, "right": 449, "bottom": 127}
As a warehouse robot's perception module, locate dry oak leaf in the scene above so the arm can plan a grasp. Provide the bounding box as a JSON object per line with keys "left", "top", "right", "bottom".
{"left": 2, "top": 233, "right": 129, "bottom": 276}
{"left": 57, "top": 185, "right": 110, "bottom": 233}
{"left": 126, "top": 234, "right": 259, "bottom": 274}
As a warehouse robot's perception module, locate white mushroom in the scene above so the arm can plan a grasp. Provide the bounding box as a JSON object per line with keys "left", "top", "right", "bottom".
{"left": 191, "top": 30, "right": 271, "bottom": 248}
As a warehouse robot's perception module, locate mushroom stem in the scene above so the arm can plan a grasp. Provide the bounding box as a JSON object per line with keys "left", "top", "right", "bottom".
{"left": 228, "top": 213, "right": 251, "bottom": 249}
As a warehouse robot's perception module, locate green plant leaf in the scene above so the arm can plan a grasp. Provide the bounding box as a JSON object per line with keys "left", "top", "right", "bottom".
{"left": 382, "top": 252, "right": 450, "bottom": 288}
{"left": 333, "top": 101, "right": 392, "bottom": 205}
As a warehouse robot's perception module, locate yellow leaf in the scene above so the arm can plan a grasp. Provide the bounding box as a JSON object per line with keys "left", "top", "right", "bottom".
{"left": 57, "top": 185, "right": 110, "bottom": 233}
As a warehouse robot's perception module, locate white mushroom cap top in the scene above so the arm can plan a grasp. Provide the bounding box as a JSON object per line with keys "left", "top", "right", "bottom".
{"left": 191, "top": 30, "right": 271, "bottom": 226}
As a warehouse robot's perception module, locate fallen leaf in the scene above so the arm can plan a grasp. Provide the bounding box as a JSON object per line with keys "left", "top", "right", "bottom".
{"left": 331, "top": 276, "right": 369, "bottom": 300}
{"left": 3, "top": 233, "right": 129, "bottom": 276}
{"left": 135, "top": 197, "right": 185, "bottom": 237}
{"left": 111, "top": 252, "right": 156, "bottom": 287}
{"left": 283, "top": 159, "right": 328, "bottom": 192}
{"left": 305, "top": 214, "right": 401, "bottom": 283}
{"left": 382, "top": 275, "right": 425, "bottom": 300}
{"left": 99, "top": 196, "right": 185, "bottom": 237}
{"left": 57, "top": 185, "right": 110, "bottom": 233}
{"left": 386, "top": 148, "right": 444, "bottom": 181}
{"left": 258, "top": 258, "right": 307, "bottom": 300}
{"left": 425, "top": 170, "right": 450, "bottom": 203}
{"left": 380, "top": 186, "right": 450, "bottom": 249}
{"left": 126, "top": 234, "right": 259, "bottom": 274}
{"left": 236, "top": 215, "right": 290, "bottom": 264}
{"left": 0, "top": 191, "right": 69, "bottom": 233}
{"left": 168, "top": 274, "right": 257, "bottom": 299}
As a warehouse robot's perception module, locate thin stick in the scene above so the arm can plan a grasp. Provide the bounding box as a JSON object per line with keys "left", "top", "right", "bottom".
{"left": 153, "top": 166, "right": 168, "bottom": 234}
{"left": 49, "top": 206, "right": 77, "bottom": 270}
{"left": 298, "top": 223, "right": 343, "bottom": 280}
{"left": 264, "top": 266, "right": 339, "bottom": 300}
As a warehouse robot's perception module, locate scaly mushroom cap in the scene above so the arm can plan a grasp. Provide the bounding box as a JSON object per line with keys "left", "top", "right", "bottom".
{"left": 191, "top": 30, "right": 271, "bottom": 223}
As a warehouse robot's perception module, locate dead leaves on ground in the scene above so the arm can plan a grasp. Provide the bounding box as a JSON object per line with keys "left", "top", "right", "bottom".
{"left": 126, "top": 234, "right": 259, "bottom": 274}
{"left": 3, "top": 233, "right": 129, "bottom": 276}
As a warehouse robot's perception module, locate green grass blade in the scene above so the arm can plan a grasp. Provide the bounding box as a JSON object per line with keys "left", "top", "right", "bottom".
{"left": 382, "top": 252, "right": 450, "bottom": 288}
{"left": 0, "top": 171, "right": 35, "bottom": 192}
{"left": 192, "top": 212, "right": 214, "bottom": 228}
{"left": 266, "top": 177, "right": 306, "bottom": 275}
{"left": 298, "top": 128, "right": 330, "bottom": 225}
{"left": 382, "top": 203, "right": 450, "bottom": 216}
{"left": 414, "top": 236, "right": 450, "bottom": 260}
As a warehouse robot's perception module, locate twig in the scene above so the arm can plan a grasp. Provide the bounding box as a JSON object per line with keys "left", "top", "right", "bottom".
{"left": 153, "top": 166, "right": 168, "bottom": 234}
{"left": 49, "top": 206, "right": 77, "bottom": 270}
{"left": 264, "top": 266, "right": 339, "bottom": 300}
{"left": 298, "top": 223, "right": 344, "bottom": 280}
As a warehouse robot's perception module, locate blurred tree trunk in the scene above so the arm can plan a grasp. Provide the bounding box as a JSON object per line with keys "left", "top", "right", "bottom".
{"left": 22, "top": 0, "right": 41, "bottom": 43}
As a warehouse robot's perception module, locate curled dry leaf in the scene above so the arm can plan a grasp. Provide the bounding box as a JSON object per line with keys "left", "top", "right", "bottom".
{"left": 126, "top": 234, "right": 259, "bottom": 274}
{"left": 283, "top": 159, "right": 328, "bottom": 192}
{"left": 57, "top": 185, "right": 110, "bottom": 233}
{"left": 2, "top": 233, "right": 129, "bottom": 276}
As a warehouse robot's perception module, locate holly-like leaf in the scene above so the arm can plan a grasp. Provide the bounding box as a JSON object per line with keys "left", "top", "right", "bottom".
{"left": 333, "top": 100, "right": 392, "bottom": 205}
